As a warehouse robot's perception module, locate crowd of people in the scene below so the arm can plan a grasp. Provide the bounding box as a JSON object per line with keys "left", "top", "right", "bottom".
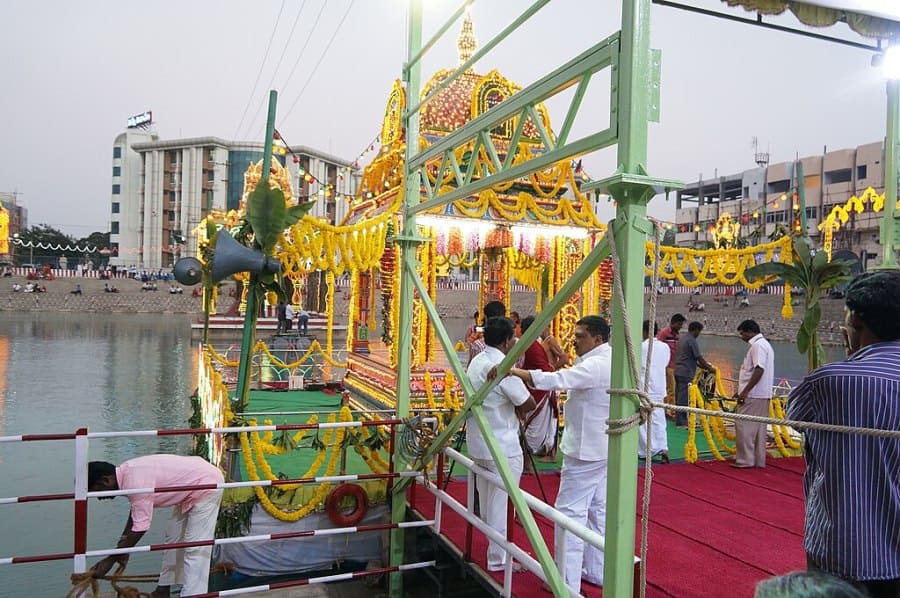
{"left": 81, "top": 270, "right": 899, "bottom": 596}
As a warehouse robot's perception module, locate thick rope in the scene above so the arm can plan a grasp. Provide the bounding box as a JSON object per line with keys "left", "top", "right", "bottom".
{"left": 68, "top": 562, "right": 158, "bottom": 598}
{"left": 662, "top": 400, "right": 900, "bottom": 439}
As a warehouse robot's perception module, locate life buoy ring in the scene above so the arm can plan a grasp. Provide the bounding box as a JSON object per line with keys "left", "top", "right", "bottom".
{"left": 325, "top": 483, "right": 368, "bottom": 527}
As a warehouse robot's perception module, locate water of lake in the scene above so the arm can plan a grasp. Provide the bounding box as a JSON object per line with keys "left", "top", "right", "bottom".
{"left": 0, "top": 312, "right": 844, "bottom": 596}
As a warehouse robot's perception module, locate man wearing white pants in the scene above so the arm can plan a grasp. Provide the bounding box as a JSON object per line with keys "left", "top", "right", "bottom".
{"left": 89, "top": 455, "right": 224, "bottom": 597}
{"left": 639, "top": 320, "right": 670, "bottom": 462}
{"left": 506, "top": 315, "right": 612, "bottom": 590}
{"left": 467, "top": 316, "right": 535, "bottom": 572}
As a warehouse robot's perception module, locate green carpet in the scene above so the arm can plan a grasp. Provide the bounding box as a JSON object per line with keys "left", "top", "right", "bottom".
{"left": 226, "top": 389, "right": 390, "bottom": 507}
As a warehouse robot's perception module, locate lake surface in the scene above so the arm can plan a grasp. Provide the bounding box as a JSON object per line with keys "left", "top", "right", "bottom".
{"left": 0, "top": 312, "right": 843, "bottom": 596}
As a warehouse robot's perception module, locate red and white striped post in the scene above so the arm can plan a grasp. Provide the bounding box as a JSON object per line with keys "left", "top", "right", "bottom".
{"left": 73, "top": 427, "right": 89, "bottom": 592}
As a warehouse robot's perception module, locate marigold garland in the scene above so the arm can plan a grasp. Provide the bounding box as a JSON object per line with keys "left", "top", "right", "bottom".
{"left": 239, "top": 407, "right": 353, "bottom": 522}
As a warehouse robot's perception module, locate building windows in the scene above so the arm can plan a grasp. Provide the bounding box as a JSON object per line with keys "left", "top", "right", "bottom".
{"left": 112, "top": 166, "right": 121, "bottom": 177}
{"left": 825, "top": 169, "right": 852, "bottom": 185}
{"left": 110, "top": 221, "right": 120, "bottom": 234}
{"left": 113, "top": 146, "right": 122, "bottom": 159}
{"left": 857, "top": 164, "right": 868, "bottom": 180}
{"left": 112, "top": 184, "right": 121, "bottom": 195}
{"left": 767, "top": 180, "right": 790, "bottom": 194}
{"left": 111, "top": 202, "right": 120, "bottom": 214}
{"left": 805, "top": 206, "right": 818, "bottom": 220}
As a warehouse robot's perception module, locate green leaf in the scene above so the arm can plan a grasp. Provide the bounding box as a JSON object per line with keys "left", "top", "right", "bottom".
{"left": 247, "top": 186, "right": 287, "bottom": 253}
{"left": 797, "top": 323, "right": 810, "bottom": 354}
{"left": 284, "top": 202, "right": 315, "bottom": 228}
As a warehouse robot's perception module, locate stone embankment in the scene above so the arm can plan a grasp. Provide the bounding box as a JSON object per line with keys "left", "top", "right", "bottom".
{"left": 1, "top": 274, "right": 847, "bottom": 345}
{"left": 1, "top": 275, "right": 200, "bottom": 314}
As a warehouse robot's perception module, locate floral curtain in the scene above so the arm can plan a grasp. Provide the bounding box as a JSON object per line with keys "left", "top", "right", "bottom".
{"left": 722, "top": 1, "right": 899, "bottom": 39}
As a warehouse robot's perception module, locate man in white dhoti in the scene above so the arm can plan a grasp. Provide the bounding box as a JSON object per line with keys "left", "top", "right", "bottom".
{"left": 639, "top": 320, "right": 670, "bottom": 463}
{"left": 503, "top": 315, "right": 611, "bottom": 590}
{"left": 466, "top": 316, "right": 535, "bottom": 572}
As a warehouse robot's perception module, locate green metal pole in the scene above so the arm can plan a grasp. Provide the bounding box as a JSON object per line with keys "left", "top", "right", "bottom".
{"left": 234, "top": 90, "right": 278, "bottom": 414}
{"left": 797, "top": 160, "right": 807, "bottom": 235}
{"left": 604, "top": 0, "right": 654, "bottom": 595}
{"left": 389, "top": 3, "right": 423, "bottom": 595}
{"left": 879, "top": 78, "right": 899, "bottom": 269}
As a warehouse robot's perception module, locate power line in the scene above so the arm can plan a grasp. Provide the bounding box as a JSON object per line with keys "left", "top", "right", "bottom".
{"left": 242, "top": 0, "right": 328, "bottom": 141}
{"left": 282, "top": 0, "right": 357, "bottom": 123}
{"left": 232, "top": 0, "right": 288, "bottom": 141}
{"left": 263, "top": 0, "right": 309, "bottom": 94}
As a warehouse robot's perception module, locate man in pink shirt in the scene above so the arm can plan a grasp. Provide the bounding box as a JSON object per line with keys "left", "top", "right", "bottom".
{"left": 89, "top": 455, "right": 224, "bottom": 597}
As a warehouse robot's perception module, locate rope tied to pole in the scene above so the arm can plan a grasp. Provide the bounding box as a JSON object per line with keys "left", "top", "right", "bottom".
{"left": 67, "top": 563, "right": 158, "bottom": 598}
{"left": 602, "top": 219, "right": 664, "bottom": 598}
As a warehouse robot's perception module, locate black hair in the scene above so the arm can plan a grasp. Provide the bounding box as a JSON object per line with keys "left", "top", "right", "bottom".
{"left": 737, "top": 319, "right": 760, "bottom": 334}
{"left": 520, "top": 315, "right": 535, "bottom": 333}
{"left": 576, "top": 315, "right": 610, "bottom": 341}
{"left": 754, "top": 570, "right": 867, "bottom": 598}
{"left": 483, "top": 301, "right": 506, "bottom": 319}
{"left": 688, "top": 321, "right": 704, "bottom": 333}
{"left": 88, "top": 461, "right": 116, "bottom": 487}
{"left": 483, "top": 316, "right": 515, "bottom": 348}
{"left": 643, "top": 319, "right": 658, "bottom": 336}
{"left": 845, "top": 270, "right": 900, "bottom": 341}
{"left": 670, "top": 313, "right": 687, "bottom": 324}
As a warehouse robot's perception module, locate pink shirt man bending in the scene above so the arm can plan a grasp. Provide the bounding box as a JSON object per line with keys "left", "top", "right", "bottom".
{"left": 89, "top": 455, "right": 224, "bottom": 597}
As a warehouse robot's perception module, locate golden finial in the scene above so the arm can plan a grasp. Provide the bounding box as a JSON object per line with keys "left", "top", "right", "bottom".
{"left": 457, "top": 8, "right": 476, "bottom": 67}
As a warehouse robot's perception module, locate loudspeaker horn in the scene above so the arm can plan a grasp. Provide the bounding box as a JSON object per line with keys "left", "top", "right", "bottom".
{"left": 209, "top": 231, "right": 281, "bottom": 283}
{"left": 173, "top": 257, "right": 203, "bottom": 286}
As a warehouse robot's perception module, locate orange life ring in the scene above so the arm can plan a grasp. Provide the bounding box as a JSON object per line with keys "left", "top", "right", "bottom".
{"left": 325, "top": 482, "right": 368, "bottom": 527}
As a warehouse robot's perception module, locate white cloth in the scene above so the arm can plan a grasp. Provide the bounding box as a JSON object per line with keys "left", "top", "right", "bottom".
{"left": 739, "top": 334, "right": 775, "bottom": 398}
{"left": 158, "top": 488, "right": 223, "bottom": 595}
{"left": 465, "top": 346, "right": 532, "bottom": 461}
{"left": 555, "top": 456, "right": 607, "bottom": 588}
{"left": 473, "top": 455, "right": 523, "bottom": 570}
{"left": 524, "top": 394, "right": 557, "bottom": 456}
{"left": 639, "top": 339, "right": 670, "bottom": 457}
{"left": 529, "top": 343, "right": 612, "bottom": 461}
{"left": 285, "top": 304, "right": 295, "bottom": 320}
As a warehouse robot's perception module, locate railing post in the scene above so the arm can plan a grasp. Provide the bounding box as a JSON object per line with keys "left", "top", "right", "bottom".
{"left": 73, "top": 427, "right": 89, "bottom": 595}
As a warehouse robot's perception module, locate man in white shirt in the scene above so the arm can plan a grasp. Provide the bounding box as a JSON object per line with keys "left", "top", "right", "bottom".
{"left": 640, "top": 320, "right": 670, "bottom": 463}
{"left": 504, "top": 315, "right": 612, "bottom": 590}
{"left": 733, "top": 319, "right": 775, "bottom": 468}
{"left": 466, "top": 316, "right": 535, "bottom": 572}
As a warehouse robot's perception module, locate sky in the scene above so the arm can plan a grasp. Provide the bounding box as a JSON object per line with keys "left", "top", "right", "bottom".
{"left": 0, "top": 0, "right": 892, "bottom": 237}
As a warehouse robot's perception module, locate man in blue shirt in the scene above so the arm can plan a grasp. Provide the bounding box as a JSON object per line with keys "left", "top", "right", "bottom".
{"left": 787, "top": 271, "right": 900, "bottom": 597}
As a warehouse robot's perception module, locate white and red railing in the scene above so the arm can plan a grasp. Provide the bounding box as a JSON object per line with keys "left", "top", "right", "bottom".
{"left": 0, "top": 418, "right": 613, "bottom": 598}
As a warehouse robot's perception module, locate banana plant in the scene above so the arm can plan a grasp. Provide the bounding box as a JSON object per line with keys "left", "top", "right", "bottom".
{"left": 239, "top": 184, "right": 314, "bottom": 302}
{"left": 745, "top": 235, "right": 854, "bottom": 372}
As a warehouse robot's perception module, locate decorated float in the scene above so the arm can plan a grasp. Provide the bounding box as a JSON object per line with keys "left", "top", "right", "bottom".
{"left": 341, "top": 14, "right": 615, "bottom": 413}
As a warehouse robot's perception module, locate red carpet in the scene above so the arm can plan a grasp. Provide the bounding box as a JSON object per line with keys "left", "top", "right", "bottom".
{"left": 409, "top": 458, "right": 807, "bottom": 597}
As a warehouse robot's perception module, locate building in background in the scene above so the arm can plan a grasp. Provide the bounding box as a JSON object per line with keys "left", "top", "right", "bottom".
{"left": 674, "top": 141, "right": 886, "bottom": 268}
{"left": 0, "top": 193, "right": 27, "bottom": 263}
{"left": 110, "top": 126, "right": 359, "bottom": 269}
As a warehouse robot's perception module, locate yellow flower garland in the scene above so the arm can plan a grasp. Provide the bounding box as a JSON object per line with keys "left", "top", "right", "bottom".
{"left": 240, "top": 407, "right": 353, "bottom": 522}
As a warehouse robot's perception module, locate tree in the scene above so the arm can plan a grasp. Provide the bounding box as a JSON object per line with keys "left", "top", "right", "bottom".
{"left": 745, "top": 235, "right": 854, "bottom": 372}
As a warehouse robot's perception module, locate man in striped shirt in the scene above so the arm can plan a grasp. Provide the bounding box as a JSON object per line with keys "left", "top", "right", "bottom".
{"left": 787, "top": 271, "right": 900, "bottom": 597}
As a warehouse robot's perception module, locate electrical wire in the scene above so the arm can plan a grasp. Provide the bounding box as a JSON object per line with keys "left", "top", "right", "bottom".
{"left": 232, "top": 0, "right": 287, "bottom": 141}
{"left": 282, "top": 0, "right": 357, "bottom": 122}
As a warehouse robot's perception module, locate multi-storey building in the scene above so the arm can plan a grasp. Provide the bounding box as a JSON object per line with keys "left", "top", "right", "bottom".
{"left": 110, "top": 133, "right": 359, "bottom": 269}
{"left": 674, "top": 141, "right": 888, "bottom": 267}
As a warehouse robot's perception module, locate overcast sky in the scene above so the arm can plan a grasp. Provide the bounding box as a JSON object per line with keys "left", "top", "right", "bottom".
{"left": 0, "top": 0, "right": 890, "bottom": 236}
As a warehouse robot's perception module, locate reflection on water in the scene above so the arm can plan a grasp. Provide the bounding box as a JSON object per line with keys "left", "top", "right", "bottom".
{"left": 0, "top": 313, "right": 845, "bottom": 596}
{"left": 0, "top": 312, "right": 196, "bottom": 596}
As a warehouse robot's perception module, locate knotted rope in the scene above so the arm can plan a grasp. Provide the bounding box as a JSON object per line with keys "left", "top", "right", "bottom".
{"left": 602, "top": 221, "right": 663, "bottom": 598}
{"left": 68, "top": 562, "right": 158, "bottom": 598}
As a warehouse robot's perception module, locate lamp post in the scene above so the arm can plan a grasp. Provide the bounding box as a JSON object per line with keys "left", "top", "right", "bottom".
{"left": 879, "top": 45, "right": 900, "bottom": 269}
{"left": 12, "top": 233, "right": 33, "bottom": 265}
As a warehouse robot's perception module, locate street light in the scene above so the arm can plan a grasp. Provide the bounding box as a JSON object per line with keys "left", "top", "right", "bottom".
{"left": 12, "top": 233, "right": 34, "bottom": 266}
